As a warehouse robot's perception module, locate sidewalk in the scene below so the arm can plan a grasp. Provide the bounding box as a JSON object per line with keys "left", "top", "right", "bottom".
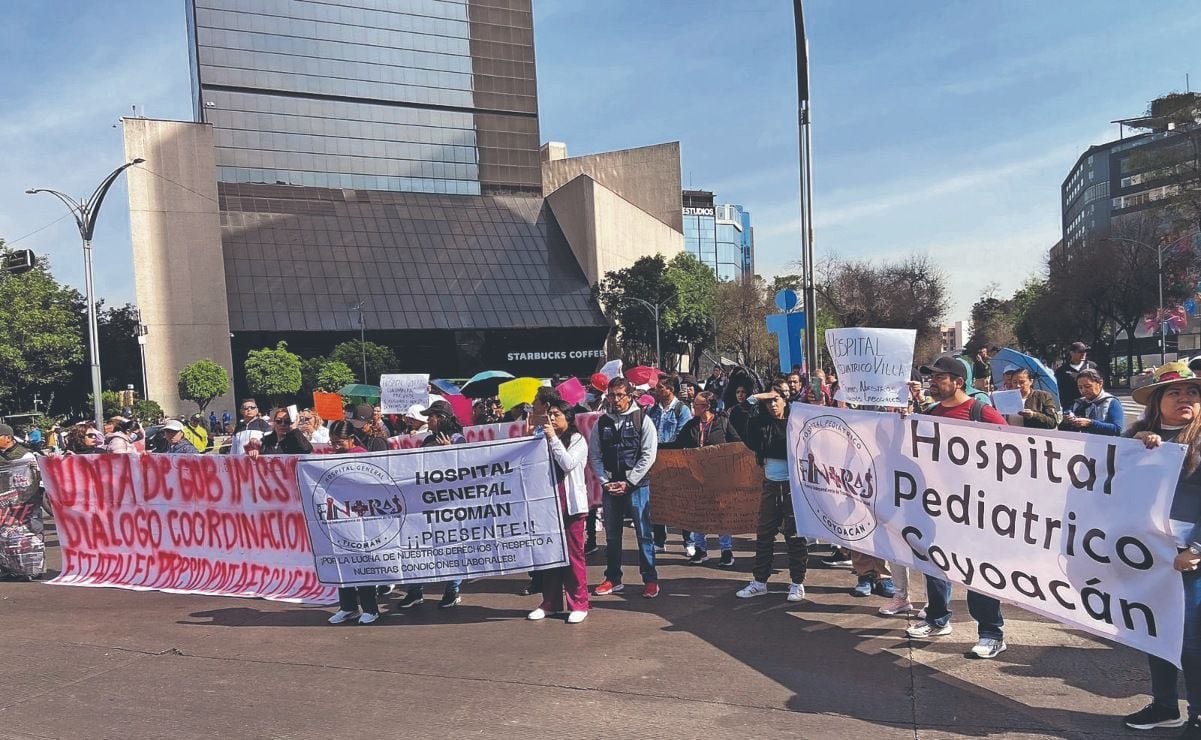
{"left": 0, "top": 527, "right": 1163, "bottom": 740}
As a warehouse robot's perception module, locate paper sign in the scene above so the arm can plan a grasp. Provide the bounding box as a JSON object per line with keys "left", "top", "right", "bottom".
{"left": 313, "top": 392, "right": 345, "bottom": 423}
{"left": 599, "top": 359, "right": 623, "bottom": 380}
{"left": 991, "top": 389, "right": 1025, "bottom": 415}
{"left": 648, "top": 444, "right": 761, "bottom": 533}
{"left": 380, "top": 374, "right": 429, "bottom": 414}
{"left": 825, "top": 328, "right": 916, "bottom": 408}
{"left": 286, "top": 404, "right": 298, "bottom": 423}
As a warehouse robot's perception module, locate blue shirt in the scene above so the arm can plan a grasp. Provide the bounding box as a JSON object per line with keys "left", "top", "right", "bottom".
{"left": 648, "top": 398, "right": 692, "bottom": 445}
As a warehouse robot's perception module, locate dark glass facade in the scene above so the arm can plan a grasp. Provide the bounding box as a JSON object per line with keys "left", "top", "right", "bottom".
{"left": 186, "top": 0, "right": 541, "bottom": 195}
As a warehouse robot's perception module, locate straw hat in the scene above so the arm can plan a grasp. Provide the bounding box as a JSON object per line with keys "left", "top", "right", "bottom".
{"left": 1132, "top": 361, "right": 1201, "bottom": 405}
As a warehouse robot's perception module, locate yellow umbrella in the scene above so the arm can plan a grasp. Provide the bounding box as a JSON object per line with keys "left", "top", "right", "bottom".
{"left": 498, "top": 377, "right": 544, "bottom": 411}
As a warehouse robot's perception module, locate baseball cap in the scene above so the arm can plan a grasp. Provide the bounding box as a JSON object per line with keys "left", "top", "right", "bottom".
{"left": 162, "top": 419, "right": 185, "bottom": 433}
{"left": 1070, "top": 341, "right": 1090, "bottom": 352}
{"left": 423, "top": 399, "right": 454, "bottom": 418}
{"left": 0, "top": 423, "right": 12, "bottom": 437}
{"left": 404, "top": 403, "right": 428, "bottom": 423}
{"left": 348, "top": 403, "right": 374, "bottom": 429}
{"left": 919, "top": 356, "right": 967, "bottom": 379}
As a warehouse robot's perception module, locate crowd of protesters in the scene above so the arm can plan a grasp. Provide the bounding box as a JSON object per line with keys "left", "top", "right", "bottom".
{"left": 8, "top": 341, "right": 1201, "bottom": 735}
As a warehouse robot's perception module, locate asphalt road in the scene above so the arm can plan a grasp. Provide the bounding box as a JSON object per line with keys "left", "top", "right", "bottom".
{"left": 0, "top": 525, "right": 1171, "bottom": 740}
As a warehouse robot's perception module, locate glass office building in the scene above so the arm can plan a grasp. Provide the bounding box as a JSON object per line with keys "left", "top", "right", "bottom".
{"left": 186, "top": 0, "right": 541, "bottom": 195}
{"left": 683, "top": 190, "right": 754, "bottom": 280}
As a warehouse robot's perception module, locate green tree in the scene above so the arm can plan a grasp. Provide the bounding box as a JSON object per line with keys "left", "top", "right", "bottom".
{"left": 88, "top": 390, "right": 124, "bottom": 418}
{"left": 329, "top": 341, "right": 396, "bottom": 385}
{"left": 594, "top": 254, "right": 676, "bottom": 366}
{"left": 132, "top": 399, "right": 164, "bottom": 422}
{"left": 244, "top": 341, "right": 302, "bottom": 406}
{"left": 177, "top": 359, "right": 231, "bottom": 412}
{"left": 0, "top": 248, "right": 85, "bottom": 413}
{"left": 663, "top": 252, "right": 717, "bottom": 368}
{"left": 315, "top": 360, "right": 356, "bottom": 392}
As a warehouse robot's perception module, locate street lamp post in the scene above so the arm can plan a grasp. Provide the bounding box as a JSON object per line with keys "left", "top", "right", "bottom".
{"left": 27, "top": 159, "right": 145, "bottom": 430}
{"left": 623, "top": 294, "right": 674, "bottom": 369}
{"left": 350, "top": 301, "right": 367, "bottom": 382}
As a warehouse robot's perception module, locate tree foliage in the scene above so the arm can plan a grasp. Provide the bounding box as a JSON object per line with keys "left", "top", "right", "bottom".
{"left": 132, "top": 398, "right": 164, "bottom": 422}
{"left": 315, "top": 360, "right": 356, "bottom": 392}
{"left": 329, "top": 341, "right": 395, "bottom": 385}
{"left": 177, "top": 359, "right": 231, "bottom": 412}
{"left": 244, "top": 341, "right": 302, "bottom": 405}
{"left": 0, "top": 248, "right": 85, "bottom": 414}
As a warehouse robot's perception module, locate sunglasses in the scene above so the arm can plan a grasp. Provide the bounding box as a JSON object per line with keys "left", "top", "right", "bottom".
{"left": 274, "top": 418, "right": 292, "bottom": 425}
{"left": 242, "top": 405, "right": 257, "bottom": 410}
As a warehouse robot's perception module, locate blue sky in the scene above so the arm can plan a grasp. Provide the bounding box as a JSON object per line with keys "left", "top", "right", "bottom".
{"left": 1, "top": 1, "right": 1198, "bottom": 319}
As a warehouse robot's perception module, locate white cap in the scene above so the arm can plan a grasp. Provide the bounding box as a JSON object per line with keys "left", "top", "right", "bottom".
{"left": 404, "top": 404, "right": 428, "bottom": 423}
{"left": 161, "top": 419, "right": 184, "bottom": 433}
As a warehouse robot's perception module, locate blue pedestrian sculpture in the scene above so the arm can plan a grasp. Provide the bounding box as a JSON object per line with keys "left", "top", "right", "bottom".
{"left": 766, "top": 289, "right": 807, "bottom": 373}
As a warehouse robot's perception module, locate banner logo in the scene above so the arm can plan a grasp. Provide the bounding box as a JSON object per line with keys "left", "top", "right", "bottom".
{"left": 795, "top": 415, "right": 878, "bottom": 540}
{"left": 312, "top": 461, "right": 406, "bottom": 552}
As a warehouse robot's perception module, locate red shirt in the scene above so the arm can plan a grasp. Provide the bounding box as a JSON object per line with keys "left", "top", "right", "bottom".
{"left": 928, "top": 398, "right": 1008, "bottom": 425}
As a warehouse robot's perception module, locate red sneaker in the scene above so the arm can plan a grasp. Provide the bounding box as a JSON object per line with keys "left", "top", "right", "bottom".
{"left": 593, "top": 580, "right": 624, "bottom": 595}
{"left": 643, "top": 582, "right": 660, "bottom": 599}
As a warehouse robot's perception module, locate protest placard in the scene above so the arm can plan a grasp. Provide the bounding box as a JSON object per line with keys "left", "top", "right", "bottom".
{"left": 991, "top": 389, "right": 1024, "bottom": 415}
{"left": 648, "top": 444, "right": 760, "bottom": 533}
{"left": 825, "top": 328, "right": 916, "bottom": 408}
{"left": 787, "top": 404, "right": 1186, "bottom": 665}
{"left": 379, "top": 374, "right": 430, "bottom": 414}
{"left": 296, "top": 437, "right": 567, "bottom": 586}
{"left": 39, "top": 454, "right": 335, "bottom": 603}
{"left": 313, "top": 392, "right": 345, "bottom": 423}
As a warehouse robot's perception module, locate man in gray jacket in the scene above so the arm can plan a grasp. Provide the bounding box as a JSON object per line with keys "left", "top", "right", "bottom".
{"left": 589, "top": 377, "right": 660, "bottom": 598}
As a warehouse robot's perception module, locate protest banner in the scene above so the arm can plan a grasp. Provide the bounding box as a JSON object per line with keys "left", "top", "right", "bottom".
{"left": 38, "top": 453, "right": 335, "bottom": 603}
{"left": 648, "top": 444, "right": 760, "bottom": 533}
{"left": 296, "top": 437, "right": 566, "bottom": 586}
{"left": 379, "top": 374, "right": 430, "bottom": 414}
{"left": 786, "top": 404, "right": 1187, "bottom": 665}
{"left": 825, "top": 328, "right": 916, "bottom": 408}
{"left": 313, "top": 392, "right": 345, "bottom": 422}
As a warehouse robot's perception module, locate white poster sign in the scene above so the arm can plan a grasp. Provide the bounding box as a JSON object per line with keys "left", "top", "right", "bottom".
{"left": 787, "top": 404, "right": 1187, "bottom": 665}
{"left": 379, "top": 373, "right": 429, "bottom": 414}
{"left": 825, "top": 328, "right": 916, "bottom": 408}
{"left": 991, "top": 389, "right": 1025, "bottom": 415}
{"left": 296, "top": 437, "right": 567, "bottom": 586}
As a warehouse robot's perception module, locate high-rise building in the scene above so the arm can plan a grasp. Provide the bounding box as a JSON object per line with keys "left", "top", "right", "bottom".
{"left": 187, "top": 0, "right": 541, "bottom": 195}
{"left": 682, "top": 190, "right": 754, "bottom": 280}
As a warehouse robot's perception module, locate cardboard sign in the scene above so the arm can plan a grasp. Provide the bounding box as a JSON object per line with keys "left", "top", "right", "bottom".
{"left": 313, "top": 392, "right": 345, "bottom": 423}
{"left": 380, "top": 374, "right": 430, "bottom": 415}
{"left": 647, "top": 444, "right": 761, "bottom": 533}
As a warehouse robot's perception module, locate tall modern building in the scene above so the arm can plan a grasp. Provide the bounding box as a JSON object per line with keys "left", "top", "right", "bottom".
{"left": 124, "top": 0, "right": 685, "bottom": 414}
{"left": 682, "top": 190, "right": 754, "bottom": 280}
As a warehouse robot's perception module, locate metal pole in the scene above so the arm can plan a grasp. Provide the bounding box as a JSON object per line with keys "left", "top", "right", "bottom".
{"left": 654, "top": 305, "right": 661, "bottom": 369}
{"left": 793, "top": 0, "right": 819, "bottom": 375}
{"left": 359, "top": 305, "right": 367, "bottom": 383}
{"left": 1158, "top": 243, "right": 1166, "bottom": 366}
{"left": 83, "top": 239, "right": 104, "bottom": 429}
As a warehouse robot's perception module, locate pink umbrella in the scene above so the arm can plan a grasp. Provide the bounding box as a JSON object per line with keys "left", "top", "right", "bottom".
{"left": 556, "top": 377, "right": 587, "bottom": 406}
{"left": 626, "top": 366, "right": 662, "bottom": 387}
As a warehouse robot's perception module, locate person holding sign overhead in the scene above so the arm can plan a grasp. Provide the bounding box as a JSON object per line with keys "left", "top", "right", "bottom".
{"left": 1122, "top": 362, "right": 1201, "bottom": 733}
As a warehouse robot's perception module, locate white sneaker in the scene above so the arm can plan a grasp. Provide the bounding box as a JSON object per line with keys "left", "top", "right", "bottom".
{"left": 906, "top": 620, "right": 953, "bottom": 639}
{"left": 968, "top": 637, "right": 1007, "bottom": 659}
{"left": 736, "top": 580, "right": 769, "bottom": 598}
{"left": 787, "top": 582, "right": 806, "bottom": 602}
{"left": 878, "top": 595, "right": 916, "bottom": 616}
{"left": 566, "top": 610, "right": 587, "bottom": 624}
{"left": 527, "top": 607, "right": 548, "bottom": 621}
{"left": 327, "top": 609, "right": 359, "bottom": 624}
{"left": 917, "top": 606, "right": 927, "bottom": 620}
{"left": 357, "top": 612, "right": 380, "bottom": 625}
{"left": 684, "top": 543, "right": 697, "bottom": 558}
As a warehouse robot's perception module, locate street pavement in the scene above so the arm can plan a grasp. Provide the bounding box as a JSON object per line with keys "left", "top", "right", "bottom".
{"left": 0, "top": 521, "right": 1173, "bottom": 740}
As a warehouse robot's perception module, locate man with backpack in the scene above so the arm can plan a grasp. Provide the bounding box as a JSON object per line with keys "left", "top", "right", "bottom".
{"left": 589, "top": 377, "right": 660, "bottom": 598}
{"left": 649, "top": 375, "right": 692, "bottom": 554}
{"left": 905, "top": 356, "right": 1010, "bottom": 659}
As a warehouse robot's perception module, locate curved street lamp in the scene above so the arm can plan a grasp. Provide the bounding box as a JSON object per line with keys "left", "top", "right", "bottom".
{"left": 27, "top": 158, "right": 146, "bottom": 429}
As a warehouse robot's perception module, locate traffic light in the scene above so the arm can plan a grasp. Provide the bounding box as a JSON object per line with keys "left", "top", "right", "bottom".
{"left": 1, "top": 250, "right": 34, "bottom": 275}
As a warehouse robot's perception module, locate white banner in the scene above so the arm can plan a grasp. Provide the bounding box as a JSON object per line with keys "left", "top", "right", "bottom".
{"left": 379, "top": 373, "right": 430, "bottom": 414}
{"left": 296, "top": 437, "right": 567, "bottom": 586}
{"left": 787, "top": 404, "right": 1187, "bottom": 665}
{"left": 825, "top": 328, "right": 915, "bottom": 408}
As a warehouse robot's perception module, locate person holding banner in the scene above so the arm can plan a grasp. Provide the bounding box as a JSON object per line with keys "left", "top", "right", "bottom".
{"left": 675, "top": 391, "right": 741, "bottom": 567}
{"left": 1123, "top": 362, "right": 1201, "bottom": 733}
{"left": 395, "top": 402, "right": 467, "bottom": 610}
{"left": 589, "top": 377, "right": 660, "bottom": 598}
{"left": 253, "top": 409, "right": 313, "bottom": 456}
{"left": 736, "top": 388, "right": 808, "bottom": 602}
{"left": 322, "top": 421, "right": 383, "bottom": 626}
{"left": 230, "top": 398, "right": 271, "bottom": 455}
{"left": 528, "top": 399, "right": 591, "bottom": 624}
{"left": 906, "top": 356, "right": 1010, "bottom": 660}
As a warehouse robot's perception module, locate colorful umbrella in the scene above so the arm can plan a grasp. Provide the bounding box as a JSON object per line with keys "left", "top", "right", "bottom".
{"left": 989, "top": 348, "right": 1058, "bottom": 398}
{"left": 337, "top": 383, "right": 380, "bottom": 402}
{"left": 498, "top": 377, "right": 543, "bottom": 411}
{"left": 625, "top": 366, "right": 662, "bottom": 387}
{"left": 590, "top": 372, "right": 609, "bottom": 393}
{"left": 430, "top": 379, "right": 461, "bottom": 395}
{"left": 460, "top": 370, "right": 515, "bottom": 398}
{"left": 443, "top": 394, "right": 475, "bottom": 426}
{"left": 556, "top": 377, "right": 587, "bottom": 406}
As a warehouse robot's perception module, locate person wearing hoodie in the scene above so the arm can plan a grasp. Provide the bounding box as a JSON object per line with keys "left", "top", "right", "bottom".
{"left": 588, "top": 376, "right": 660, "bottom": 599}
{"left": 1061, "top": 368, "right": 1124, "bottom": 436}
{"left": 104, "top": 418, "right": 139, "bottom": 454}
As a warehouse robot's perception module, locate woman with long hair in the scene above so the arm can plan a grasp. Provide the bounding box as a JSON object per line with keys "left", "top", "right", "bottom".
{"left": 527, "top": 398, "right": 591, "bottom": 624}
{"left": 323, "top": 420, "right": 384, "bottom": 626}
{"left": 1123, "top": 362, "right": 1201, "bottom": 734}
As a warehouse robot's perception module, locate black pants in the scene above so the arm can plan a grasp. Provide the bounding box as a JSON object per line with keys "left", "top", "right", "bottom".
{"left": 652, "top": 524, "right": 692, "bottom": 548}
{"left": 338, "top": 586, "right": 379, "bottom": 614}
{"left": 586, "top": 506, "right": 599, "bottom": 546}
{"left": 751, "top": 479, "right": 809, "bottom": 584}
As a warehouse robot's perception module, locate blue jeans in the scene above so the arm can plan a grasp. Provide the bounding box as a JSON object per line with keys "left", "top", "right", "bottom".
{"left": 1150, "top": 568, "right": 1201, "bottom": 717}
{"left": 691, "top": 532, "right": 733, "bottom": 551}
{"left": 923, "top": 575, "right": 1004, "bottom": 640}
{"left": 407, "top": 579, "right": 463, "bottom": 597}
{"left": 603, "top": 485, "right": 658, "bottom": 584}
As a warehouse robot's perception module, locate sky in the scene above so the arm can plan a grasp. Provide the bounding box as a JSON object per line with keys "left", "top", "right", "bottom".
{"left": 0, "top": 0, "right": 1199, "bottom": 320}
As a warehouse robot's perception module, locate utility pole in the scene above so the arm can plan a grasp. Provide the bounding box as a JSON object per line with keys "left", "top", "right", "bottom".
{"left": 793, "top": 0, "right": 819, "bottom": 375}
